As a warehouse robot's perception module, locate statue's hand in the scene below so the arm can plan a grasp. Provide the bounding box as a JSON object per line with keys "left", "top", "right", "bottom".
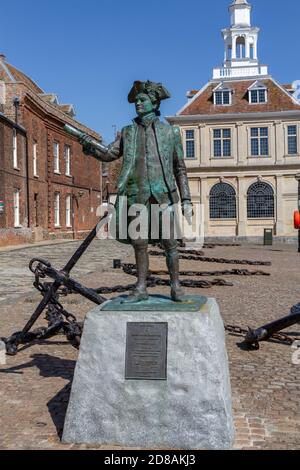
{"left": 79, "top": 134, "right": 94, "bottom": 154}
{"left": 182, "top": 201, "right": 194, "bottom": 225}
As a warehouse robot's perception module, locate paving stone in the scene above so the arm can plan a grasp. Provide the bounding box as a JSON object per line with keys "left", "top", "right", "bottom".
{"left": 0, "top": 240, "right": 299, "bottom": 449}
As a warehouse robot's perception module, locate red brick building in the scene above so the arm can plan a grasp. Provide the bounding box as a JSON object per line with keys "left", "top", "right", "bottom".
{"left": 102, "top": 136, "right": 123, "bottom": 203}
{"left": 0, "top": 54, "right": 102, "bottom": 247}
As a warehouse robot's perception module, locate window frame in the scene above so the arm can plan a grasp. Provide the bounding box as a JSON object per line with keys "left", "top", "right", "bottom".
{"left": 209, "top": 182, "right": 237, "bottom": 220}
{"left": 250, "top": 127, "right": 269, "bottom": 157}
{"left": 213, "top": 90, "right": 232, "bottom": 106}
{"left": 13, "top": 188, "right": 21, "bottom": 228}
{"left": 66, "top": 194, "right": 72, "bottom": 228}
{"left": 212, "top": 128, "right": 232, "bottom": 158}
{"left": 287, "top": 124, "right": 298, "bottom": 156}
{"left": 54, "top": 192, "right": 61, "bottom": 227}
{"left": 53, "top": 141, "right": 60, "bottom": 174}
{"left": 33, "top": 140, "right": 38, "bottom": 177}
{"left": 183, "top": 128, "right": 198, "bottom": 160}
{"left": 247, "top": 181, "right": 275, "bottom": 220}
{"left": 249, "top": 88, "right": 268, "bottom": 104}
{"left": 64, "top": 144, "right": 72, "bottom": 176}
{"left": 185, "top": 130, "right": 195, "bottom": 159}
{"left": 13, "top": 128, "right": 18, "bottom": 169}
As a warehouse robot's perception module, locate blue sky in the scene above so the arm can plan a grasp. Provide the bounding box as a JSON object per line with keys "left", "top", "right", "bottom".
{"left": 1, "top": 0, "right": 299, "bottom": 141}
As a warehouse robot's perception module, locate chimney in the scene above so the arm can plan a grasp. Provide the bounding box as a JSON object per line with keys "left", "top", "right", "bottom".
{"left": 186, "top": 90, "right": 198, "bottom": 102}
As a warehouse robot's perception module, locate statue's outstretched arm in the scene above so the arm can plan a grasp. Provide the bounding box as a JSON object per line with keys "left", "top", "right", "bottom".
{"left": 64, "top": 124, "right": 122, "bottom": 162}
{"left": 80, "top": 135, "right": 122, "bottom": 162}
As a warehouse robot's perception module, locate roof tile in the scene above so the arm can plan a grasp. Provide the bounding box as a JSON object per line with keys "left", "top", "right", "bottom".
{"left": 180, "top": 79, "right": 300, "bottom": 115}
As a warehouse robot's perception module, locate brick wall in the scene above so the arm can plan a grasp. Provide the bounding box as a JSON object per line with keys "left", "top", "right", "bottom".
{"left": 0, "top": 116, "right": 30, "bottom": 245}
{"left": 0, "top": 118, "right": 27, "bottom": 228}
{"left": 0, "top": 80, "right": 102, "bottom": 246}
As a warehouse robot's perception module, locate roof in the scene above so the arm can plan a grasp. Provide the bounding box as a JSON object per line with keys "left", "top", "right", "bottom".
{"left": 6, "top": 63, "right": 44, "bottom": 94}
{"left": 179, "top": 78, "right": 300, "bottom": 116}
{"left": 282, "top": 84, "right": 294, "bottom": 93}
{"left": 0, "top": 56, "right": 44, "bottom": 95}
{"left": 38, "top": 93, "right": 59, "bottom": 104}
{"left": 186, "top": 90, "right": 198, "bottom": 98}
{"left": 0, "top": 54, "right": 100, "bottom": 138}
{"left": 58, "top": 104, "right": 76, "bottom": 117}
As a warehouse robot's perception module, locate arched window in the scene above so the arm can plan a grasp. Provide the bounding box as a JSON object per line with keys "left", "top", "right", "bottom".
{"left": 236, "top": 37, "right": 246, "bottom": 58}
{"left": 210, "top": 183, "right": 237, "bottom": 219}
{"left": 247, "top": 182, "right": 275, "bottom": 219}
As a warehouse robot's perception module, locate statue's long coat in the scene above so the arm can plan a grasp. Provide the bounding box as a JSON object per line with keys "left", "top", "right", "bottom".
{"left": 101, "top": 120, "right": 191, "bottom": 244}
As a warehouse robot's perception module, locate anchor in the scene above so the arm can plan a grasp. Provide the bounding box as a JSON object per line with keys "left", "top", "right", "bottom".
{"left": 2, "top": 216, "right": 108, "bottom": 356}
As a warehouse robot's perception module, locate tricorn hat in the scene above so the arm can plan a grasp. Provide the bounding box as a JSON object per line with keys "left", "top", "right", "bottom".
{"left": 128, "top": 80, "right": 171, "bottom": 104}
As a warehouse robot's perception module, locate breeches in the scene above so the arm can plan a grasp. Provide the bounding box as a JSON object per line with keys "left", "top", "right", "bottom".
{"left": 128, "top": 195, "right": 178, "bottom": 252}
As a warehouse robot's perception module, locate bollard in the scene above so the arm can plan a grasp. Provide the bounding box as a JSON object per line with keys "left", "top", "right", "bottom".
{"left": 113, "top": 259, "right": 122, "bottom": 269}
{"left": 0, "top": 340, "right": 6, "bottom": 365}
{"left": 264, "top": 229, "right": 273, "bottom": 246}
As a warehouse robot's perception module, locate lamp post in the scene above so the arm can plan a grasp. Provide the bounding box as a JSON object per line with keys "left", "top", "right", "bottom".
{"left": 296, "top": 173, "right": 300, "bottom": 253}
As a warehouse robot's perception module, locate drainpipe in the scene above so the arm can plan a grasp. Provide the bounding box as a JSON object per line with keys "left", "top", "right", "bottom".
{"left": 296, "top": 173, "right": 300, "bottom": 253}
{"left": 13, "top": 97, "right": 20, "bottom": 124}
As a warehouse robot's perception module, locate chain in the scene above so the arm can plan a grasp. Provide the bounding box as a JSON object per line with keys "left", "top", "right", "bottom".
{"left": 12, "top": 302, "right": 83, "bottom": 350}
{"left": 153, "top": 242, "right": 241, "bottom": 250}
{"left": 178, "top": 249, "right": 204, "bottom": 256}
{"left": 147, "top": 276, "right": 233, "bottom": 288}
{"left": 148, "top": 250, "right": 272, "bottom": 267}
{"left": 26, "top": 250, "right": 300, "bottom": 353}
{"left": 122, "top": 263, "right": 269, "bottom": 278}
{"left": 203, "top": 243, "right": 241, "bottom": 249}
{"left": 95, "top": 284, "right": 136, "bottom": 294}
{"left": 225, "top": 324, "right": 249, "bottom": 336}
{"left": 95, "top": 276, "right": 233, "bottom": 293}
{"left": 225, "top": 325, "right": 298, "bottom": 346}
{"left": 291, "top": 303, "right": 300, "bottom": 316}
{"left": 49, "top": 298, "right": 78, "bottom": 324}
{"left": 270, "top": 333, "right": 297, "bottom": 345}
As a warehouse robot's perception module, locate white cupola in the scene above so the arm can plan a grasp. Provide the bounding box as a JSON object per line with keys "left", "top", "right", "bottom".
{"left": 229, "top": 0, "right": 251, "bottom": 27}
{"left": 213, "top": 0, "right": 269, "bottom": 79}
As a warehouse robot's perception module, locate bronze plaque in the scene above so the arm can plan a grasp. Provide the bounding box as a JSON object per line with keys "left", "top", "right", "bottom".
{"left": 125, "top": 322, "right": 168, "bottom": 380}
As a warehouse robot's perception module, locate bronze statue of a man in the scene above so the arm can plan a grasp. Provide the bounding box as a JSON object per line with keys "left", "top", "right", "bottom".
{"left": 80, "top": 80, "right": 193, "bottom": 303}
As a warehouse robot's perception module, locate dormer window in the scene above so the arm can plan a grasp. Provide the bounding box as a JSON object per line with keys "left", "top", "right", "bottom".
{"left": 213, "top": 83, "right": 232, "bottom": 106}
{"left": 248, "top": 81, "right": 268, "bottom": 104}
{"left": 250, "top": 89, "right": 267, "bottom": 103}
{"left": 215, "top": 91, "right": 231, "bottom": 105}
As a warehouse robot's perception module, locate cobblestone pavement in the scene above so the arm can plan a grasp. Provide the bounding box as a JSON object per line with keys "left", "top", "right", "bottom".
{"left": 0, "top": 239, "right": 299, "bottom": 450}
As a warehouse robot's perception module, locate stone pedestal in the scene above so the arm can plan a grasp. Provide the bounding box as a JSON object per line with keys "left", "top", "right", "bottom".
{"left": 62, "top": 295, "right": 235, "bottom": 449}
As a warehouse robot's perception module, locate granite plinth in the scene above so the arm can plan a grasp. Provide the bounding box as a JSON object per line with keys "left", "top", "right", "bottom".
{"left": 62, "top": 295, "right": 235, "bottom": 449}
